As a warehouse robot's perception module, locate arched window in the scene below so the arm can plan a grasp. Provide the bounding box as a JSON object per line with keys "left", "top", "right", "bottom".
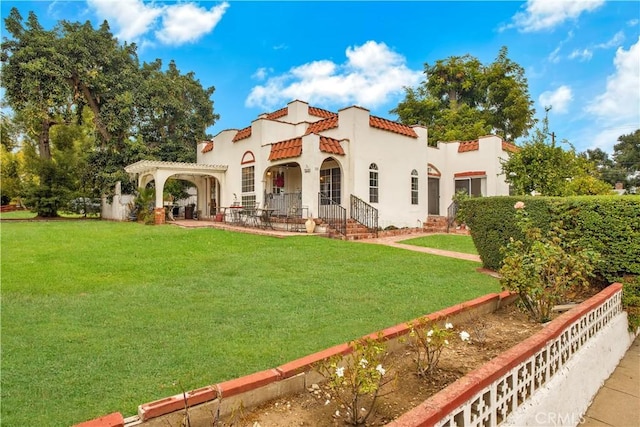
{"left": 411, "top": 169, "right": 419, "bottom": 205}
{"left": 369, "top": 163, "right": 379, "bottom": 203}
{"left": 241, "top": 151, "right": 256, "bottom": 208}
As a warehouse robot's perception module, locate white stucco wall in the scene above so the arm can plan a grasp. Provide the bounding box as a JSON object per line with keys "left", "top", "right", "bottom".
{"left": 101, "top": 194, "right": 134, "bottom": 221}
{"left": 338, "top": 106, "right": 429, "bottom": 228}
{"left": 428, "top": 135, "right": 512, "bottom": 216}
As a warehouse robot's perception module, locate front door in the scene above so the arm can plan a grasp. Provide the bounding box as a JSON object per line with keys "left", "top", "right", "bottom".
{"left": 428, "top": 177, "right": 440, "bottom": 215}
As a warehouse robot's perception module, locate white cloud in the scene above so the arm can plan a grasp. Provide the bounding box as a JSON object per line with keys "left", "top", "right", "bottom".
{"left": 156, "top": 2, "right": 229, "bottom": 45}
{"left": 547, "top": 30, "right": 573, "bottom": 63}
{"left": 506, "top": 0, "right": 604, "bottom": 32}
{"left": 87, "top": 0, "right": 163, "bottom": 41}
{"left": 585, "top": 37, "right": 640, "bottom": 152}
{"left": 595, "top": 31, "right": 625, "bottom": 49}
{"left": 539, "top": 85, "right": 573, "bottom": 113}
{"left": 586, "top": 37, "right": 640, "bottom": 121}
{"left": 245, "top": 41, "right": 422, "bottom": 110}
{"left": 588, "top": 125, "right": 638, "bottom": 153}
{"left": 87, "top": 0, "right": 228, "bottom": 45}
{"left": 252, "top": 67, "right": 272, "bottom": 81}
{"left": 548, "top": 46, "right": 562, "bottom": 63}
{"left": 628, "top": 19, "right": 639, "bottom": 27}
{"left": 555, "top": 30, "right": 624, "bottom": 64}
{"left": 568, "top": 48, "right": 593, "bottom": 61}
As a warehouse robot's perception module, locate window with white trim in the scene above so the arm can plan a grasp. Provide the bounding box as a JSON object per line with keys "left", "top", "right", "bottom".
{"left": 241, "top": 166, "right": 255, "bottom": 208}
{"left": 411, "top": 169, "right": 419, "bottom": 205}
{"left": 455, "top": 177, "right": 483, "bottom": 197}
{"left": 369, "top": 163, "right": 379, "bottom": 203}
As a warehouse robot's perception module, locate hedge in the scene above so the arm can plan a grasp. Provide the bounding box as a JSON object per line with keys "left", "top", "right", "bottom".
{"left": 461, "top": 195, "right": 640, "bottom": 282}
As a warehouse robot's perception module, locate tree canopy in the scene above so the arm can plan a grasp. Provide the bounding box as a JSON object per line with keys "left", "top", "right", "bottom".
{"left": 501, "top": 118, "right": 612, "bottom": 197}
{"left": 1, "top": 8, "right": 219, "bottom": 215}
{"left": 392, "top": 47, "right": 536, "bottom": 145}
{"left": 584, "top": 130, "right": 640, "bottom": 191}
{"left": 613, "top": 130, "right": 640, "bottom": 183}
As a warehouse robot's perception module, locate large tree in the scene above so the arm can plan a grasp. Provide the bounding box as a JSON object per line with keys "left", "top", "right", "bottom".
{"left": 582, "top": 148, "right": 627, "bottom": 187}
{"left": 58, "top": 19, "right": 140, "bottom": 145}
{"left": 2, "top": 8, "right": 219, "bottom": 211}
{"left": 581, "top": 130, "right": 640, "bottom": 190}
{"left": 1, "top": 9, "right": 70, "bottom": 161}
{"left": 136, "top": 59, "right": 219, "bottom": 163}
{"left": 392, "top": 47, "right": 536, "bottom": 145}
{"left": 613, "top": 129, "right": 640, "bottom": 189}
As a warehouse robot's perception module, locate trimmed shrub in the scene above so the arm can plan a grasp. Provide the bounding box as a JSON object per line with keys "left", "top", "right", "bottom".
{"left": 462, "top": 196, "right": 640, "bottom": 282}
{"left": 549, "top": 197, "right": 640, "bottom": 282}
{"left": 461, "top": 196, "right": 551, "bottom": 271}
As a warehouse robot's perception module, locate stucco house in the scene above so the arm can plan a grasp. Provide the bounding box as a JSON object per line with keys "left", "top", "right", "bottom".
{"left": 124, "top": 100, "right": 516, "bottom": 235}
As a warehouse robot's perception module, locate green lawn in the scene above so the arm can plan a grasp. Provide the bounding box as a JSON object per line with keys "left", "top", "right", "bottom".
{"left": 400, "top": 234, "right": 479, "bottom": 255}
{"left": 0, "top": 210, "right": 99, "bottom": 220}
{"left": 0, "top": 210, "right": 37, "bottom": 219}
{"left": 1, "top": 221, "right": 497, "bottom": 426}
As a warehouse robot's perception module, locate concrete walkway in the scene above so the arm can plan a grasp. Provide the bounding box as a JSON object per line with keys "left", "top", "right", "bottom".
{"left": 582, "top": 334, "right": 640, "bottom": 427}
{"left": 356, "top": 232, "right": 482, "bottom": 262}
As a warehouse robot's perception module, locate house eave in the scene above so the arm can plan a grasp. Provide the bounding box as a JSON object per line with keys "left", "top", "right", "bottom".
{"left": 124, "top": 160, "right": 228, "bottom": 175}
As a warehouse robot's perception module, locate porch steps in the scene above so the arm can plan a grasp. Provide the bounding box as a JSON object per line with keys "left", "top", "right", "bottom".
{"left": 326, "top": 219, "right": 378, "bottom": 241}
{"left": 326, "top": 217, "right": 469, "bottom": 240}
{"left": 422, "top": 215, "right": 470, "bottom": 235}
{"left": 423, "top": 216, "right": 448, "bottom": 233}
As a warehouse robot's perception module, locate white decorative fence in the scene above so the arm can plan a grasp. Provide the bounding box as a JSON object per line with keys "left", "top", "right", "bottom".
{"left": 388, "top": 284, "right": 630, "bottom": 427}
{"left": 436, "top": 290, "right": 623, "bottom": 427}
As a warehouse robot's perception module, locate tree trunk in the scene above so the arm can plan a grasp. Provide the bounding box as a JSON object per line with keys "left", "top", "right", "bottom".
{"left": 70, "top": 75, "right": 112, "bottom": 142}
{"left": 39, "top": 119, "right": 52, "bottom": 160}
{"left": 448, "top": 90, "right": 458, "bottom": 109}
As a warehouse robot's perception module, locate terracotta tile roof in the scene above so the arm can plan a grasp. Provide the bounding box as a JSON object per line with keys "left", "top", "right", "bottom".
{"left": 458, "top": 140, "right": 479, "bottom": 152}
{"left": 502, "top": 141, "right": 519, "bottom": 153}
{"left": 201, "top": 141, "right": 214, "bottom": 153}
{"left": 268, "top": 137, "right": 302, "bottom": 161}
{"left": 232, "top": 126, "right": 252, "bottom": 142}
{"left": 309, "top": 106, "right": 337, "bottom": 118}
{"left": 306, "top": 116, "right": 339, "bottom": 134}
{"left": 369, "top": 116, "right": 418, "bottom": 138}
{"left": 266, "top": 107, "right": 288, "bottom": 120}
{"left": 454, "top": 171, "right": 486, "bottom": 178}
{"left": 319, "top": 136, "right": 345, "bottom": 155}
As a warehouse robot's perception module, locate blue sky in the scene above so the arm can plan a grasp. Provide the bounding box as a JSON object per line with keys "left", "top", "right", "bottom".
{"left": 2, "top": 1, "right": 639, "bottom": 154}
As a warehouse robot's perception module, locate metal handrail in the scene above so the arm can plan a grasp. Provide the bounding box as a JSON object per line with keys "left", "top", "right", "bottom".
{"left": 350, "top": 194, "right": 378, "bottom": 237}
{"left": 263, "top": 191, "right": 302, "bottom": 217}
{"left": 318, "top": 192, "right": 346, "bottom": 235}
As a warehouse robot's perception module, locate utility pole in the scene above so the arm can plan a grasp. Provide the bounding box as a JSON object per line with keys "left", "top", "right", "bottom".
{"left": 544, "top": 106, "right": 556, "bottom": 146}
